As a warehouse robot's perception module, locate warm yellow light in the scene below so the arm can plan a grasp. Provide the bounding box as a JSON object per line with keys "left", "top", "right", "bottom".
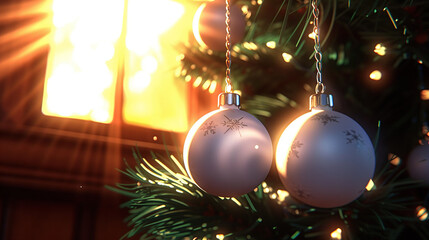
{"left": 421, "top": 90, "right": 429, "bottom": 100}
{"left": 216, "top": 234, "right": 225, "bottom": 240}
{"left": 192, "top": 3, "right": 208, "bottom": 49}
{"left": 193, "top": 76, "right": 203, "bottom": 87}
{"left": 125, "top": 0, "right": 184, "bottom": 55}
{"left": 140, "top": 55, "right": 158, "bottom": 74}
{"left": 209, "top": 81, "right": 217, "bottom": 94}
{"left": 122, "top": 0, "right": 191, "bottom": 132}
{"left": 241, "top": 5, "right": 249, "bottom": 14}
{"left": 202, "top": 80, "right": 211, "bottom": 90}
{"left": 43, "top": 0, "right": 123, "bottom": 123}
{"left": 266, "top": 41, "right": 276, "bottom": 49}
{"left": 185, "top": 75, "right": 192, "bottom": 82}
{"left": 365, "top": 179, "right": 375, "bottom": 191}
{"left": 276, "top": 110, "right": 322, "bottom": 178}
{"left": 276, "top": 189, "right": 289, "bottom": 202}
{"left": 233, "top": 90, "right": 242, "bottom": 96}
{"left": 45, "top": 0, "right": 184, "bottom": 128}
{"left": 243, "top": 42, "right": 258, "bottom": 50}
{"left": 128, "top": 71, "right": 151, "bottom": 93}
{"left": 330, "top": 228, "right": 342, "bottom": 240}
{"left": 308, "top": 32, "right": 316, "bottom": 39}
{"left": 282, "top": 52, "right": 293, "bottom": 62}
{"left": 417, "top": 206, "right": 428, "bottom": 221}
{"left": 374, "top": 43, "right": 386, "bottom": 56}
{"left": 369, "top": 70, "right": 382, "bottom": 80}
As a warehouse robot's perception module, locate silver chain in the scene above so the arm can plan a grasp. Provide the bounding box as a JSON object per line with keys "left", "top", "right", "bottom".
{"left": 312, "top": 0, "right": 325, "bottom": 94}
{"left": 225, "top": 0, "right": 232, "bottom": 93}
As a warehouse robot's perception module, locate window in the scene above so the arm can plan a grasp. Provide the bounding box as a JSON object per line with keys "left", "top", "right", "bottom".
{"left": 42, "top": 0, "right": 195, "bottom": 132}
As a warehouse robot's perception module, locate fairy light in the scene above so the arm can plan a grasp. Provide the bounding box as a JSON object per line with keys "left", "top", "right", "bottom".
{"left": 365, "top": 179, "right": 376, "bottom": 191}
{"left": 243, "top": 42, "right": 258, "bottom": 50}
{"left": 369, "top": 70, "right": 382, "bottom": 80}
{"left": 282, "top": 52, "right": 293, "bottom": 62}
{"left": 185, "top": 75, "right": 192, "bottom": 82}
{"left": 202, "top": 80, "right": 211, "bottom": 90}
{"left": 276, "top": 189, "right": 289, "bottom": 202}
{"left": 208, "top": 81, "right": 217, "bottom": 94}
{"left": 193, "top": 76, "right": 203, "bottom": 87}
{"left": 241, "top": 5, "right": 249, "bottom": 14}
{"left": 216, "top": 234, "right": 225, "bottom": 240}
{"left": 417, "top": 206, "right": 428, "bottom": 221}
{"left": 421, "top": 90, "right": 429, "bottom": 100}
{"left": 308, "top": 32, "right": 316, "bottom": 39}
{"left": 374, "top": 43, "right": 386, "bottom": 56}
{"left": 330, "top": 228, "right": 342, "bottom": 240}
{"left": 266, "top": 41, "right": 276, "bottom": 49}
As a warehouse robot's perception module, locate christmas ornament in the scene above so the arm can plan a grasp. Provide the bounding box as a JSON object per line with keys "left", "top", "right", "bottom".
{"left": 184, "top": 0, "right": 272, "bottom": 197}
{"left": 408, "top": 142, "right": 429, "bottom": 185}
{"left": 275, "top": 0, "right": 375, "bottom": 208}
{"left": 276, "top": 96, "right": 376, "bottom": 208}
{"left": 192, "top": 0, "right": 246, "bottom": 51}
{"left": 183, "top": 93, "right": 273, "bottom": 197}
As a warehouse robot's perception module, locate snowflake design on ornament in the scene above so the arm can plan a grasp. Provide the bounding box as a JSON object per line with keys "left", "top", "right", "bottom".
{"left": 294, "top": 186, "right": 310, "bottom": 199}
{"left": 222, "top": 115, "right": 247, "bottom": 136}
{"left": 343, "top": 129, "right": 363, "bottom": 144}
{"left": 201, "top": 121, "right": 217, "bottom": 136}
{"left": 312, "top": 113, "right": 340, "bottom": 126}
{"left": 290, "top": 140, "right": 303, "bottom": 159}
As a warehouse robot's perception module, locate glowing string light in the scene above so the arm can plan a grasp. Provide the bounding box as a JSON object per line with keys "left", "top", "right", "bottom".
{"left": 374, "top": 43, "right": 386, "bottom": 56}
{"left": 369, "top": 70, "right": 382, "bottom": 80}
{"left": 331, "top": 228, "right": 342, "bottom": 239}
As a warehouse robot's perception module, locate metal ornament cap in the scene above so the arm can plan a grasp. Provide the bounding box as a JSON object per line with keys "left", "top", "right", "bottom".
{"left": 309, "top": 93, "right": 334, "bottom": 110}
{"left": 218, "top": 92, "right": 240, "bottom": 108}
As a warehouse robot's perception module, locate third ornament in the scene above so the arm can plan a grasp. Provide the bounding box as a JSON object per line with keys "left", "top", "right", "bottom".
{"left": 276, "top": 94, "right": 376, "bottom": 208}
{"left": 275, "top": 0, "right": 376, "bottom": 208}
{"left": 192, "top": 0, "right": 246, "bottom": 51}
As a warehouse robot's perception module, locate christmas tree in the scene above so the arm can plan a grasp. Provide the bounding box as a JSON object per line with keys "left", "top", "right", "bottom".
{"left": 109, "top": 0, "right": 429, "bottom": 239}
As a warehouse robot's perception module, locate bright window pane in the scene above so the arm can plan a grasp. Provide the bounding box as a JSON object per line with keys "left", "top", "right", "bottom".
{"left": 42, "top": 0, "right": 124, "bottom": 123}
{"left": 122, "top": 0, "right": 190, "bottom": 132}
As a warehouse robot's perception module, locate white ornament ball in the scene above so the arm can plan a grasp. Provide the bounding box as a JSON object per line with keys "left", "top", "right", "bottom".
{"left": 183, "top": 105, "right": 273, "bottom": 197}
{"left": 276, "top": 107, "right": 376, "bottom": 208}
{"left": 408, "top": 144, "right": 429, "bottom": 185}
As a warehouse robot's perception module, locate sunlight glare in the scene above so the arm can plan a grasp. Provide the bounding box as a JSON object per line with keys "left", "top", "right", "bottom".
{"left": 122, "top": 0, "right": 191, "bottom": 132}
{"left": 43, "top": 0, "right": 124, "bottom": 123}
{"left": 125, "top": 0, "right": 184, "bottom": 55}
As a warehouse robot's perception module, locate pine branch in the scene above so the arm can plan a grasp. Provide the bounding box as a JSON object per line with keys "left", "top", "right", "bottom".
{"left": 109, "top": 146, "right": 428, "bottom": 240}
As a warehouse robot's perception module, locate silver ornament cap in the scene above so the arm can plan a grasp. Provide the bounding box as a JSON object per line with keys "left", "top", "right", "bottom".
{"left": 218, "top": 92, "right": 240, "bottom": 108}
{"left": 309, "top": 93, "right": 334, "bottom": 110}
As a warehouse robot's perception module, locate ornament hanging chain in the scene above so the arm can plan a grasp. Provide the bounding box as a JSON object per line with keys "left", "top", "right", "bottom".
{"left": 312, "top": 0, "right": 325, "bottom": 94}
{"left": 225, "top": 0, "right": 233, "bottom": 93}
